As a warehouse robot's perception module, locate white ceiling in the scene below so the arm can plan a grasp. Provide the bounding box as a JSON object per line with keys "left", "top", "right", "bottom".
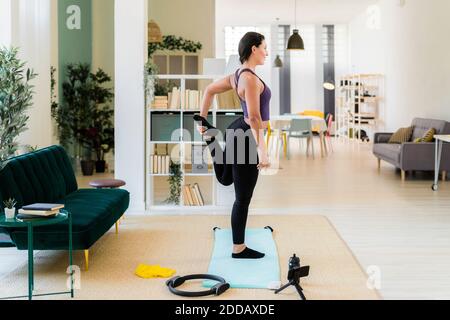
{"left": 216, "top": 0, "right": 379, "bottom": 25}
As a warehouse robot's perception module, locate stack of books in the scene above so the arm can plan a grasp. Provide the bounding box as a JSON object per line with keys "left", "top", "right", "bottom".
{"left": 17, "top": 203, "right": 64, "bottom": 219}
{"left": 153, "top": 88, "right": 205, "bottom": 110}
{"left": 151, "top": 96, "right": 169, "bottom": 109}
{"left": 184, "top": 90, "right": 203, "bottom": 110}
{"left": 183, "top": 183, "right": 205, "bottom": 206}
{"left": 150, "top": 155, "right": 171, "bottom": 174}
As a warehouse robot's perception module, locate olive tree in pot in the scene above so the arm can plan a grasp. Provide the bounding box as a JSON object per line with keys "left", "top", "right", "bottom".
{"left": 84, "top": 106, "right": 114, "bottom": 173}
{"left": 0, "top": 47, "right": 36, "bottom": 170}
{"left": 52, "top": 64, "right": 114, "bottom": 176}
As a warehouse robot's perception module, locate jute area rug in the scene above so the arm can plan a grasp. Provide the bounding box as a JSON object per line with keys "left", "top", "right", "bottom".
{"left": 0, "top": 215, "right": 381, "bottom": 300}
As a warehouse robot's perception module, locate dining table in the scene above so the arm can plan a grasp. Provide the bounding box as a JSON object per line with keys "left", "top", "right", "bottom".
{"left": 270, "top": 114, "right": 329, "bottom": 158}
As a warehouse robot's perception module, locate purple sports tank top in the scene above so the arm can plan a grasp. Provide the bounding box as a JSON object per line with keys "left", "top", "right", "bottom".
{"left": 234, "top": 68, "right": 271, "bottom": 121}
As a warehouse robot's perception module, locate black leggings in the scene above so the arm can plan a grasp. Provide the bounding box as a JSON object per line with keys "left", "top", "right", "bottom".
{"left": 206, "top": 116, "right": 259, "bottom": 245}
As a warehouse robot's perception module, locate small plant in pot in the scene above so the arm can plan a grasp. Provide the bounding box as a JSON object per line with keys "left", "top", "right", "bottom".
{"left": 3, "top": 198, "right": 17, "bottom": 220}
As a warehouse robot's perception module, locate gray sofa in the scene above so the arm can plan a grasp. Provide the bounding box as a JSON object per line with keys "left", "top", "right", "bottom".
{"left": 373, "top": 118, "right": 450, "bottom": 181}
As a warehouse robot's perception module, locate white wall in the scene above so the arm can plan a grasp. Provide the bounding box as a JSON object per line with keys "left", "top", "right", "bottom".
{"left": 115, "top": 0, "right": 148, "bottom": 211}
{"left": 290, "top": 25, "right": 322, "bottom": 113}
{"left": 334, "top": 24, "right": 350, "bottom": 89}
{"left": 148, "top": 0, "right": 215, "bottom": 73}
{"left": 349, "top": 0, "right": 450, "bottom": 131}
{"left": 92, "top": 0, "right": 114, "bottom": 82}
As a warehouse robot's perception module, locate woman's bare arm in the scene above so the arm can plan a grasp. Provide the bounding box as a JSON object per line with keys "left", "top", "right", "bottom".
{"left": 200, "top": 76, "right": 233, "bottom": 118}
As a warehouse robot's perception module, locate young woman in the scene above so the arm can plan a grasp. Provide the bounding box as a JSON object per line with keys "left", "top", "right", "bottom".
{"left": 194, "top": 32, "right": 271, "bottom": 259}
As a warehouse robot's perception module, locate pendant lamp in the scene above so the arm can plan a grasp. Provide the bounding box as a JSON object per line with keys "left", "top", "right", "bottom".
{"left": 274, "top": 55, "right": 283, "bottom": 68}
{"left": 287, "top": 0, "right": 305, "bottom": 50}
{"left": 323, "top": 80, "right": 335, "bottom": 91}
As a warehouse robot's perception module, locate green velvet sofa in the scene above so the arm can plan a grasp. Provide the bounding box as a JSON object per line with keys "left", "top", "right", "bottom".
{"left": 0, "top": 146, "right": 129, "bottom": 268}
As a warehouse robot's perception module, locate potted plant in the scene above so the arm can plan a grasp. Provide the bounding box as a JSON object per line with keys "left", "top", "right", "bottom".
{"left": 165, "top": 161, "right": 182, "bottom": 205}
{"left": 52, "top": 64, "right": 114, "bottom": 176}
{"left": 3, "top": 198, "right": 17, "bottom": 220}
{"left": 92, "top": 106, "right": 114, "bottom": 173}
{"left": 0, "top": 47, "right": 36, "bottom": 170}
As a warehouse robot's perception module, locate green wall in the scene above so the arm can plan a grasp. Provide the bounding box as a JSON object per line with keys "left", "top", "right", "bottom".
{"left": 58, "top": 0, "right": 92, "bottom": 103}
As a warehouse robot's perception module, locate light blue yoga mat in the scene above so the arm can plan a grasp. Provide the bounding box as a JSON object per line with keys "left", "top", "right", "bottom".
{"left": 203, "top": 228, "right": 281, "bottom": 289}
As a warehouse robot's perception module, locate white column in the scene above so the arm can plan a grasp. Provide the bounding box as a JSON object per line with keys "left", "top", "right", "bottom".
{"left": 115, "top": 0, "right": 148, "bottom": 211}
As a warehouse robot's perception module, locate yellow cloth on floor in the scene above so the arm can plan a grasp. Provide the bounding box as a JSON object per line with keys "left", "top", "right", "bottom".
{"left": 135, "top": 264, "right": 176, "bottom": 278}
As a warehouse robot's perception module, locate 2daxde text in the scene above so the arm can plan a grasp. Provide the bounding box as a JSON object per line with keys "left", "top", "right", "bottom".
{"left": 175, "top": 304, "right": 276, "bottom": 318}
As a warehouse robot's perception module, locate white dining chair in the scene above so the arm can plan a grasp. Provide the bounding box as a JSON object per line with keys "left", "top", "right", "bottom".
{"left": 286, "top": 119, "right": 315, "bottom": 160}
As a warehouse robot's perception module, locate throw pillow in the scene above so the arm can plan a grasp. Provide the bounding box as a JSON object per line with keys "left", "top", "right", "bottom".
{"left": 388, "top": 126, "right": 414, "bottom": 144}
{"left": 413, "top": 128, "right": 436, "bottom": 143}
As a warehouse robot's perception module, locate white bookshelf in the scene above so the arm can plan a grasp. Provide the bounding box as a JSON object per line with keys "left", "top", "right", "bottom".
{"left": 145, "top": 74, "right": 243, "bottom": 210}
{"left": 336, "top": 74, "right": 385, "bottom": 144}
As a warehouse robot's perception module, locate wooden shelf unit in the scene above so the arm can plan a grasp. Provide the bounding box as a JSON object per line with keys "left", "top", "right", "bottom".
{"left": 145, "top": 74, "right": 243, "bottom": 210}
{"left": 336, "top": 74, "right": 384, "bottom": 143}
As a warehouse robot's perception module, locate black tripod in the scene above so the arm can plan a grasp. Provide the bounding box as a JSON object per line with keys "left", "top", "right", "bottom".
{"left": 275, "top": 254, "right": 310, "bottom": 300}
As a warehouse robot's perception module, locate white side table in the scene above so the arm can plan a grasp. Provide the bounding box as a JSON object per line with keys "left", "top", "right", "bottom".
{"left": 432, "top": 135, "right": 450, "bottom": 191}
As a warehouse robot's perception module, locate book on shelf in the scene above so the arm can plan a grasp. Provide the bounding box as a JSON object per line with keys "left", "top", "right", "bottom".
{"left": 193, "top": 183, "right": 204, "bottom": 206}
{"left": 150, "top": 155, "right": 171, "bottom": 174}
{"left": 190, "top": 185, "right": 200, "bottom": 206}
{"left": 183, "top": 89, "right": 203, "bottom": 110}
{"left": 166, "top": 156, "right": 170, "bottom": 174}
{"left": 182, "top": 183, "right": 205, "bottom": 206}
{"left": 157, "top": 156, "right": 161, "bottom": 174}
{"left": 152, "top": 155, "right": 156, "bottom": 173}
{"left": 183, "top": 185, "right": 194, "bottom": 206}
{"left": 182, "top": 186, "right": 190, "bottom": 206}
{"left": 169, "top": 87, "right": 181, "bottom": 109}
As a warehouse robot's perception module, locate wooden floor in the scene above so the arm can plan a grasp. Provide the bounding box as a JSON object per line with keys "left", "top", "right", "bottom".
{"left": 2, "top": 138, "right": 450, "bottom": 299}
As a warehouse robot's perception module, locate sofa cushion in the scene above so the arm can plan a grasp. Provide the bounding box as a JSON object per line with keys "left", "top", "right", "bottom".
{"left": 8, "top": 188, "right": 130, "bottom": 250}
{"left": 411, "top": 118, "right": 447, "bottom": 141}
{"left": 388, "top": 126, "right": 414, "bottom": 144}
{"left": 414, "top": 128, "right": 436, "bottom": 143}
{"left": 373, "top": 143, "right": 402, "bottom": 164}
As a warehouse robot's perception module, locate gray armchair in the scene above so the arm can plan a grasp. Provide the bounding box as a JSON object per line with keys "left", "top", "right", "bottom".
{"left": 373, "top": 118, "right": 450, "bottom": 181}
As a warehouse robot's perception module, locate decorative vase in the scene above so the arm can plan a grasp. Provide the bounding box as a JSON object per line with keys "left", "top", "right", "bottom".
{"left": 5, "top": 208, "right": 15, "bottom": 220}
{"left": 95, "top": 160, "right": 106, "bottom": 173}
{"left": 81, "top": 160, "right": 95, "bottom": 176}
